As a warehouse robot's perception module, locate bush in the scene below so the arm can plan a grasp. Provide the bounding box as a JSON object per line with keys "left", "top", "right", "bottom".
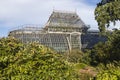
{"left": 0, "top": 40, "right": 79, "bottom": 80}
{"left": 67, "top": 49, "right": 83, "bottom": 63}
{"left": 96, "top": 62, "right": 120, "bottom": 80}
{"left": 0, "top": 37, "right": 23, "bottom": 70}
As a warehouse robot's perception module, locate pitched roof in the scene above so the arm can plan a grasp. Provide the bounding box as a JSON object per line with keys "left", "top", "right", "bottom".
{"left": 45, "top": 10, "right": 87, "bottom": 28}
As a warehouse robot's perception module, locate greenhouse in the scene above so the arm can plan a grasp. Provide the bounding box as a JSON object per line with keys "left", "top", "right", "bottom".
{"left": 9, "top": 10, "right": 89, "bottom": 52}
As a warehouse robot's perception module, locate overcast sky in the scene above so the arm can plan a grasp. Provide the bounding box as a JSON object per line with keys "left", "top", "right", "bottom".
{"left": 0, "top": 0, "right": 119, "bottom": 37}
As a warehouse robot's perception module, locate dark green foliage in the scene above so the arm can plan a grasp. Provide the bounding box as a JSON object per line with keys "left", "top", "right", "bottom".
{"left": 94, "top": 1, "right": 120, "bottom": 79}
{"left": 95, "top": 0, "right": 120, "bottom": 32}
{"left": 82, "top": 50, "right": 92, "bottom": 65}
{"left": 108, "top": 30, "right": 120, "bottom": 60}
{"left": 90, "top": 42, "right": 109, "bottom": 65}
{"left": 90, "top": 30, "right": 120, "bottom": 65}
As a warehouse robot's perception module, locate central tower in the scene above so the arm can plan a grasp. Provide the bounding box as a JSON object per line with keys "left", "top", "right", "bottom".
{"left": 44, "top": 10, "right": 88, "bottom": 51}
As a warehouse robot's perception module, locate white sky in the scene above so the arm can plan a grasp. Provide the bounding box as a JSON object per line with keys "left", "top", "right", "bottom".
{"left": 0, "top": 0, "right": 119, "bottom": 37}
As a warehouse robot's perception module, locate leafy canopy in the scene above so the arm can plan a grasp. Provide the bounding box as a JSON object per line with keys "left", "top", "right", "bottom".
{"left": 95, "top": 0, "right": 120, "bottom": 32}
{"left": 90, "top": 30, "right": 120, "bottom": 65}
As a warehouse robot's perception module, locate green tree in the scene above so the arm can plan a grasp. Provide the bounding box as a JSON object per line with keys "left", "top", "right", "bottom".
{"left": 107, "top": 30, "right": 120, "bottom": 61}
{"left": 90, "top": 30, "right": 120, "bottom": 65}
{"left": 95, "top": 0, "right": 120, "bottom": 32}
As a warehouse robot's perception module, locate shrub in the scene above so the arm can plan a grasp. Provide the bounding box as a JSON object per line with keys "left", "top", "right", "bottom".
{"left": 0, "top": 42, "right": 79, "bottom": 80}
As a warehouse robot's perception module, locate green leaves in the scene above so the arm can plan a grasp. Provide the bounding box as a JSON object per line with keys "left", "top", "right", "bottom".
{"left": 90, "top": 30, "right": 120, "bottom": 65}
{"left": 95, "top": 0, "right": 120, "bottom": 32}
{"left": 96, "top": 63, "right": 120, "bottom": 80}
{"left": 0, "top": 37, "right": 23, "bottom": 70}
{"left": 0, "top": 38, "right": 79, "bottom": 80}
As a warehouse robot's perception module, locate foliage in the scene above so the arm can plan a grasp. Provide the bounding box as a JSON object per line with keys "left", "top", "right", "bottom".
{"left": 90, "top": 30, "right": 120, "bottom": 79}
{"left": 95, "top": 0, "right": 120, "bottom": 32}
{"left": 64, "top": 49, "right": 91, "bottom": 64}
{"left": 66, "top": 49, "right": 84, "bottom": 63}
{"left": 90, "top": 30, "right": 120, "bottom": 65}
{"left": 0, "top": 37, "right": 23, "bottom": 70}
{"left": 107, "top": 30, "right": 120, "bottom": 61}
{"left": 90, "top": 42, "right": 109, "bottom": 65}
{"left": 96, "top": 62, "right": 120, "bottom": 80}
{"left": 0, "top": 38, "right": 79, "bottom": 80}
{"left": 96, "top": 68, "right": 120, "bottom": 80}
{"left": 74, "top": 63, "right": 87, "bottom": 70}
{"left": 82, "top": 50, "right": 92, "bottom": 65}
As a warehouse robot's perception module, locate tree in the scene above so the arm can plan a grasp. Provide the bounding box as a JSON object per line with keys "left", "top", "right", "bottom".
{"left": 107, "top": 30, "right": 120, "bottom": 61}
{"left": 95, "top": 0, "right": 120, "bottom": 32}
{"left": 90, "top": 30, "right": 120, "bottom": 65}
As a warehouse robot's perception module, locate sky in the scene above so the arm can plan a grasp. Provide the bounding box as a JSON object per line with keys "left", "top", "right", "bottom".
{"left": 0, "top": 0, "right": 119, "bottom": 37}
